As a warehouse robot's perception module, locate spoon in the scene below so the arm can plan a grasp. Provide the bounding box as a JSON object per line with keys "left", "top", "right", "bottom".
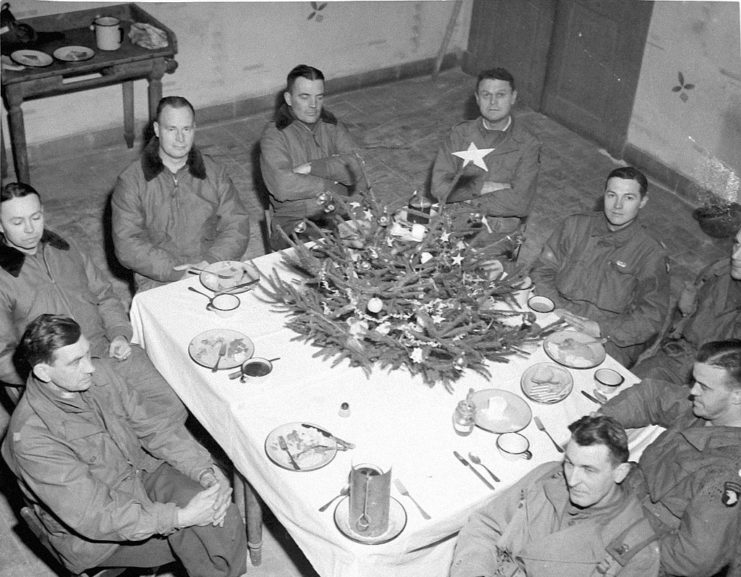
{"left": 318, "top": 485, "right": 349, "bottom": 512}
{"left": 188, "top": 286, "right": 212, "bottom": 299}
{"left": 467, "top": 453, "right": 500, "bottom": 482}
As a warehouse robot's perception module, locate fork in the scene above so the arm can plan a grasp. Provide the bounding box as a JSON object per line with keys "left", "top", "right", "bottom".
{"left": 278, "top": 436, "right": 301, "bottom": 470}
{"left": 394, "top": 479, "right": 431, "bottom": 520}
{"left": 533, "top": 416, "right": 564, "bottom": 453}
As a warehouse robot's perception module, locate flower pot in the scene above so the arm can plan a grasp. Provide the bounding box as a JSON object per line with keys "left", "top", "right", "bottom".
{"left": 693, "top": 203, "right": 741, "bottom": 238}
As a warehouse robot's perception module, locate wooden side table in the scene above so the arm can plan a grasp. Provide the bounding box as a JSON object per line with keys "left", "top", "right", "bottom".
{"left": 1, "top": 3, "right": 178, "bottom": 184}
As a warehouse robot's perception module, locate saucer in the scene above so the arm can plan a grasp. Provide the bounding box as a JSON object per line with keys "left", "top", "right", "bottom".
{"left": 334, "top": 496, "right": 407, "bottom": 545}
{"left": 53, "top": 46, "right": 95, "bottom": 62}
{"left": 10, "top": 49, "right": 53, "bottom": 67}
{"left": 200, "top": 261, "right": 259, "bottom": 293}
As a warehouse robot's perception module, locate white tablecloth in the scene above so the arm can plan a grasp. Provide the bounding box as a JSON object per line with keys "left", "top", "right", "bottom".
{"left": 130, "top": 250, "right": 661, "bottom": 577}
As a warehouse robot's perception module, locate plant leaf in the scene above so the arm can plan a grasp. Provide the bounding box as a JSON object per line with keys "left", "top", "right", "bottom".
{"left": 307, "top": 11, "right": 315, "bottom": 20}
{"left": 684, "top": 84, "right": 695, "bottom": 90}
{"left": 678, "top": 71, "right": 685, "bottom": 85}
{"left": 672, "top": 86, "right": 682, "bottom": 92}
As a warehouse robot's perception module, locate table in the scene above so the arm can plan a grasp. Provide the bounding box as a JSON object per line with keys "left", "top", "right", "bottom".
{"left": 1, "top": 3, "right": 178, "bottom": 184}
{"left": 130, "top": 250, "right": 662, "bottom": 577}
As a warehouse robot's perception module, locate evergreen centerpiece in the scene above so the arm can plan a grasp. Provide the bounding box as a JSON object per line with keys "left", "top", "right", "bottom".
{"left": 258, "top": 186, "right": 560, "bottom": 390}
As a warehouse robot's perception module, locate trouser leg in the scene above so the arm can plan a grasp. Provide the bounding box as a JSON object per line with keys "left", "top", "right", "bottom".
{"left": 143, "top": 463, "right": 247, "bottom": 577}
{"left": 113, "top": 345, "right": 188, "bottom": 423}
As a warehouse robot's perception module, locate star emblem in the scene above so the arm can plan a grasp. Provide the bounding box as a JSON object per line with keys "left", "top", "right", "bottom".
{"left": 452, "top": 142, "right": 495, "bottom": 171}
{"left": 440, "top": 230, "right": 451, "bottom": 242}
{"left": 452, "top": 253, "right": 464, "bottom": 266}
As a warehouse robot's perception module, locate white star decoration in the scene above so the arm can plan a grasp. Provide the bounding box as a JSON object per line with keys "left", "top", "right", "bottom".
{"left": 452, "top": 142, "right": 495, "bottom": 171}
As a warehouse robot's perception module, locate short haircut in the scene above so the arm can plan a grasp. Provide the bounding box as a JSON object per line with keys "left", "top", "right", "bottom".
{"left": 286, "top": 64, "right": 325, "bottom": 92}
{"left": 605, "top": 166, "right": 648, "bottom": 197}
{"left": 1, "top": 182, "right": 40, "bottom": 204}
{"left": 20, "top": 314, "right": 81, "bottom": 368}
{"left": 156, "top": 96, "right": 196, "bottom": 123}
{"left": 476, "top": 67, "right": 516, "bottom": 92}
{"left": 696, "top": 339, "right": 741, "bottom": 389}
{"left": 568, "top": 414, "right": 629, "bottom": 465}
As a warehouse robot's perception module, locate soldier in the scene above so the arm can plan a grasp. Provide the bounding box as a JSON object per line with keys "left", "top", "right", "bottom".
{"left": 602, "top": 340, "right": 741, "bottom": 576}
{"left": 450, "top": 415, "right": 659, "bottom": 577}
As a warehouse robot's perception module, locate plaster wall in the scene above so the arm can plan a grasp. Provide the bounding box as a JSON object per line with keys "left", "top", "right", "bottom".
{"left": 3, "top": 0, "right": 472, "bottom": 151}
{"left": 626, "top": 1, "right": 741, "bottom": 203}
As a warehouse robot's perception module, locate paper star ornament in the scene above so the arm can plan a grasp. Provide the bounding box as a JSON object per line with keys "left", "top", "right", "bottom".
{"left": 452, "top": 142, "right": 494, "bottom": 171}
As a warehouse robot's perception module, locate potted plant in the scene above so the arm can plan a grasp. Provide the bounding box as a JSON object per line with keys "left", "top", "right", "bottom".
{"left": 692, "top": 158, "right": 741, "bottom": 238}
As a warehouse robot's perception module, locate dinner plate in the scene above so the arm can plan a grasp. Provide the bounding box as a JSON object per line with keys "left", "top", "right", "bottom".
{"left": 470, "top": 388, "right": 532, "bottom": 433}
{"left": 543, "top": 330, "right": 606, "bottom": 369}
{"left": 521, "top": 362, "right": 573, "bottom": 404}
{"left": 53, "top": 45, "right": 95, "bottom": 62}
{"left": 200, "top": 261, "right": 259, "bottom": 293}
{"left": 265, "top": 422, "right": 338, "bottom": 471}
{"left": 334, "top": 496, "right": 407, "bottom": 545}
{"left": 10, "top": 49, "right": 53, "bottom": 67}
{"left": 188, "top": 329, "right": 254, "bottom": 370}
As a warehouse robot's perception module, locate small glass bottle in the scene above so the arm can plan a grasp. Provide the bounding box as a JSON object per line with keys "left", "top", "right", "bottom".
{"left": 452, "top": 400, "right": 476, "bottom": 436}
{"left": 407, "top": 191, "right": 432, "bottom": 224}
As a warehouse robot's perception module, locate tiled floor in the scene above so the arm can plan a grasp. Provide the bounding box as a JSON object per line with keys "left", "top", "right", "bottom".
{"left": 0, "top": 68, "right": 733, "bottom": 577}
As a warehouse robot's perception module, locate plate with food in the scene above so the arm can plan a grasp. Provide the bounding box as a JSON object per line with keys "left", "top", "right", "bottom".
{"left": 200, "top": 261, "right": 259, "bottom": 294}
{"left": 470, "top": 388, "right": 532, "bottom": 433}
{"left": 10, "top": 49, "right": 53, "bottom": 67}
{"left": 543, "top": 330, "right": 606, "bottom": 369}
{"left": 521, "top": 362, "right": 573, "bottom": 404}
{"left": 53, "top": 46, "right": 95, "bottom": 62}
{"left": 265, "top": 422, "right": 338, "bottom": 471}
{"left": 188, "top": 329, "right": 254, "bottom": 370}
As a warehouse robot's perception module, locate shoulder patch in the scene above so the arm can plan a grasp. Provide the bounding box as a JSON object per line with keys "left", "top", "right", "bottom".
{"left": 722, "top": 482, "right": 741, "bottom": 507}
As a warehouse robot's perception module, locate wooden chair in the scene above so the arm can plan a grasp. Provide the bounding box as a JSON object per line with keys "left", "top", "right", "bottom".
{"left": 232, "top": 471, "right": 263, "bottom": 566}
{"left": 20, "top": 506, "right": 129, "bottom": 577}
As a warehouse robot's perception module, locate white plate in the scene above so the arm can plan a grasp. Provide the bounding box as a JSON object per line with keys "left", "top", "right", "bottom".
{"left": 188, "top": 329, "right": 254, "bottom": 370}
{"left": 265, "top": 422, "right": 338, "bottom": 471}
{"left": 543, "top": 330, "right": 606, "bottom": 369}
{"left": 53, "top": 45, "right": 95, "bottom": 62}
{"left": 334, "top": 496, "right": 407, "bottom": 545}
{"left": 200, "top": 261, "right": 259, "bottom": 293}
{"left": 521, "top": 362, "right": 573, "bottom": 404}
{"left": 471, "top": 388, "right": 532, "bottom": 433}
{"left": 10, "top": 50, "right": 53, "bottom": 67}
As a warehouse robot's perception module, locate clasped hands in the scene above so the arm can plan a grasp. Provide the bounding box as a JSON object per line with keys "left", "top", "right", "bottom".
{"left": 178, "top": 467, "right": 233, "bottom": 529}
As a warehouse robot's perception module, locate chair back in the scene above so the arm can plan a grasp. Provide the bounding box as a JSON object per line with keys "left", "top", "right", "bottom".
{"left": 20, "top": 506, "right": 127, "bottom": 577}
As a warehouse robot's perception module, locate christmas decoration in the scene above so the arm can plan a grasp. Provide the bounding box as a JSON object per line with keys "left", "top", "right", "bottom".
{"left": 452, "top": 142, "right": 495, "bottom": 171}
{"left": 258, "top": 155, "right": 559, "bottom": 390}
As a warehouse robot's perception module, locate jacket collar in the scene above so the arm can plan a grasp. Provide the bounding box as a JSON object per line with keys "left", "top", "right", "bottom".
{"left": 275, "top": 101, "right": 337, "bottom": 131}
{"left": 0, "top": 229, "right": 69, "bottom": 278}
{"left": 141, "top": 137, "right": 207, "bottom": 182}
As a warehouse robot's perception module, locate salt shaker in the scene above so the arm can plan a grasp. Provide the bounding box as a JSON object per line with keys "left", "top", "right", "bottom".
{"left": 452, "top": 400, "right": 476, "bottom": 436}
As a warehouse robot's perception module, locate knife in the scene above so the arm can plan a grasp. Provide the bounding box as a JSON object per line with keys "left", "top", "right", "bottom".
{"left": 212, "top": 341, "right": 227, "bottom": 373}
{"left": 217, "top": 277, "right": 260, "bottom": 294}
{"left": 453, "top": 451, "right": 495, "bottom": 490}
{"left": 581, "top": 390, "right": 604, "bottom": 405}
{"left": 301, "top": 423, "right": 355, "bottom": 450}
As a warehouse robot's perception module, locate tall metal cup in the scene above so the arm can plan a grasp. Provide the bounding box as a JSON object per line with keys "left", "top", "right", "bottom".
{"left": 349, "top": 463, "right": 391, "bottom": 537}
{"left": 91, "top": 16, "right": 123, "bottom": 51}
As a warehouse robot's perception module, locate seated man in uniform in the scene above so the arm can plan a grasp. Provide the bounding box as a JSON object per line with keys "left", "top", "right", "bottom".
{"left": 0, "top": 182, "right": 184, "bottom": 419}
{"left": 450, "top": 415, "right": 659, "bottom": 577}
{"left": 2, "top": 315, "right": 247, "bottom": 577}
{"left": 601, "top": 340, "right": 741, "bottom": 576}
{"left": 529, "top": 166, "right": 670, "bottom": 368}
{"left": 632, "top": 224, "right": 741, "bottom": 383}
{"left": 260, "top": 64, "right": 365, "bottom": 250}
{"left": 112, "top": 96, "right": 250, "bottom": 292}
{"left": 431, "top": 67, "right": 541, "bottom": 248}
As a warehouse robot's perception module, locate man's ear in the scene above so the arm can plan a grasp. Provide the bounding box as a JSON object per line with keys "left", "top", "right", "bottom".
{"left": 613, "top": 462, "right": 632, "bottom": 484}
{"left": 283, "top": 91, "right": 292, "bottom": 108}
{"left": 153, "top": 121, "right": 160, "bottom": 140}
{"left": 639, "top": 194, "right": 649, "bottom": 210}
{"left": 511, "top": 89, "right": 518, "bottom": 105}
{"left": 32, "top": 363, "right": 52, "bottom": 383}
